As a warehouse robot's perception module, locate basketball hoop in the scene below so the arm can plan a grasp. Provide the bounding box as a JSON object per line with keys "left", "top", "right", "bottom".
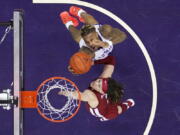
{"left": 21, "top": 77, "right": 81, "bottom": 122}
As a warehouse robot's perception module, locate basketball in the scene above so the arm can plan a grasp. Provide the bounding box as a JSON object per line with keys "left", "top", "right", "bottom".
{"left": 69, "top": 52, "right": 92, "bottom": 74}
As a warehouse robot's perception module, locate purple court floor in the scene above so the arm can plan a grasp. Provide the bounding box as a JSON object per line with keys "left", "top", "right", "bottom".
{"left": 0, "top": 0, "right": 180, "bottom": 135}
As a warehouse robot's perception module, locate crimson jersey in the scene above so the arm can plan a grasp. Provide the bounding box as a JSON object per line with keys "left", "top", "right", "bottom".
{"left": 86, "top": 89, "right": 119, "bottom": 121}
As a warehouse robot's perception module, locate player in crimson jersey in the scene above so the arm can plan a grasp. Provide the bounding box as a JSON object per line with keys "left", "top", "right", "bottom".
{"left": 59, "top": 56, "right": 135, "bottom": 121}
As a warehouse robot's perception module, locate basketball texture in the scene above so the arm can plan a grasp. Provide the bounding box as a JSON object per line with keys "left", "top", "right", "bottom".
{"left": 69, "top": 52, "right": 92, "bottom": 74}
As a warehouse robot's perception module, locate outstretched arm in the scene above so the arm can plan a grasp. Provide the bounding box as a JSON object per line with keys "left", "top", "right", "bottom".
{"left": 100, "top": 24, "right": 127, "bottom": 45}
{"left": 81, "top": 12, "right": 99, "bottom": 25}
{"left": 94, "top": 56, "right": 116, "bottom": 78}
{"left": 99, "top": 65, "right": 114, "bottom": 78}
{"left": 58, "top": 89, "right": 98, "bottom": 108}
{"left": 69, "top": 25, "right": 82, "bottom": 43}
{"left": 110, "top": 28, "right": 127, "bottom": 45}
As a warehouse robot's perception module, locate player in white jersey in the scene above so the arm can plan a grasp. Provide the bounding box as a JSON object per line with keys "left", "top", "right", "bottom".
{"left": 59, "top": 6, "right": 127, "bottom": 60}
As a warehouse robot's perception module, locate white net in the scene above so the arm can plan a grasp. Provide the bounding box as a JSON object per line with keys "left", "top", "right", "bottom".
{"left": 36, "top": 77, "right": 81, "bottom": 122}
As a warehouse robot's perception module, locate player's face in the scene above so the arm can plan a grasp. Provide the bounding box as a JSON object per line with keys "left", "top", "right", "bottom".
{"left": 90, "top": 79, "right": 104, "bottom": 94}
{"left": 83, "top": 32, "right": 99, "bottom": 47}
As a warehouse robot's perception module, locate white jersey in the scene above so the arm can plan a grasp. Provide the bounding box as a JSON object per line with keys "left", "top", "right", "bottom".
{"left": 79, "top": 24, "right": 113, "bottom": 60}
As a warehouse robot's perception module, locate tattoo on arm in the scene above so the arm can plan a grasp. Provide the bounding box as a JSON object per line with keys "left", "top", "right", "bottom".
{"left": 110, "top": 28, "right": 127, "bottom": 45}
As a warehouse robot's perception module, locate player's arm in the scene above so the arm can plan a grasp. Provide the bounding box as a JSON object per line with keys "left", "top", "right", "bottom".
{"left": 99, "top": 65, "right": 114, "bottom": 78}
{"left": 69, "top": 26, "right": 82, "bottom": 43}
{"left": 58, "top": 89, "right": 98, "bottom": 108}
{"left": 110, "top": 28, "right": 127, "bottom": 45}
{"left": 100, "top": 24, "right": 127, "bottom": 45}
{"left": 95, "top": 56, "right": 115, "bottom": 78}
{"left": 91, "top": 39, "right": 109, "bottom": 48}
{"left": 81, "top": 13, "right": 99, "bottom": 25}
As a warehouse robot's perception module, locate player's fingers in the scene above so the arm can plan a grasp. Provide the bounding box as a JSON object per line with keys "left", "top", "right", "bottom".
{"left": 68, "top": 66, "right": 74, "bottom": 72}
{"left": 58, "top": 91, "right": 64, "bottom": 95}
{"left": 68, "top": 66, "right": 79, "bottom": 75}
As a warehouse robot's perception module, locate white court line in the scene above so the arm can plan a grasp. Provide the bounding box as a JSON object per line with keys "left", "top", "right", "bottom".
{"left": 33, "top": 0, "right": 158, "bottom": 135}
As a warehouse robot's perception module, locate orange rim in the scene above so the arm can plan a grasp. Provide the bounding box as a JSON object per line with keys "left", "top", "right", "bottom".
{"left": 36, "top": 76, "right": 81, "bottom": 123}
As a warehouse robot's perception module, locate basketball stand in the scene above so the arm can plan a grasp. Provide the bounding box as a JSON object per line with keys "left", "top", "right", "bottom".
{"left": 0, "top": 10, "right": 81, "bottom": 135}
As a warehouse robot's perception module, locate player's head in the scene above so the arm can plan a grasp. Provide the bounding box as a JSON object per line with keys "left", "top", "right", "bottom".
{"left": 90, "top": 78, "right": 124, "bottom": 103}
{"left": 80, "top": 24, "right": 99, "bottom": 46}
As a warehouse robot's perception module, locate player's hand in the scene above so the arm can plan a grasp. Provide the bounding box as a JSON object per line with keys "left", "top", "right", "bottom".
{"left": 68, "top": 66, "right": 79, "bottom": 76}
{"left": 91, "top": 39, "right": 108, "bottom": 48}
{"left": 58, "top": 91, "right": 65, "bottom": 95}
{"left": 58, "top": 91, "right": 68, "bottom": 97}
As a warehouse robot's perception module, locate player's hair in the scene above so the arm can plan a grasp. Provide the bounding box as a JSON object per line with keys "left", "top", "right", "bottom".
{"left": 80, "top": 24, "right": 96, "bottom": 37}
{"left": 107, "top": 78, "right": 124, "bottom": 104}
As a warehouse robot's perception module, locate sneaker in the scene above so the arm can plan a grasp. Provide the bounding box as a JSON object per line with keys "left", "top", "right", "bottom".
{"left": 126, "top": 99, "right": 135, "bottom": 107}
{"left": 122, "top": 99, "right": 135, "bottom": 109}
{"left": 69, "top": 6, "right": 85, "bottom": 23}
{"left": 59, "top": 11, "right": 79, "bottom": 27}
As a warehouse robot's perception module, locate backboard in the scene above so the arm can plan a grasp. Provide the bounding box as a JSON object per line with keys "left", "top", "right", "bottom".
{"left": 13, "top": 10, "right": 24, "bottom": 135}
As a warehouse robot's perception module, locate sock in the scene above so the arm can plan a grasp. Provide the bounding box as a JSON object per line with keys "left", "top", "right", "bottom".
{"left": 120, "top": 99, "right": 135, "bottom": 113}
{"left": 78, "top": 9, "right": 86, "bottom": 17}
{"left": 65, "top": 21, "right": 73, "bottom": 30}
{"left": 120, "top": 102, "right": 129, "bottom": 113}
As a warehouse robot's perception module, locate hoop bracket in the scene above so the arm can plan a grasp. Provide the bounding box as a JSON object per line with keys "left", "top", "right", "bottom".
{"left": 0, "top": 21, "right": 13, "bottom": 27}
{"left": 20, "top": 91, "right": 37, "bottom": 108}
{"left": 0, "top": 89, "right": 14, "bottom": 110}
{"left": 0, "top": 77, "right": 81, "bottom": 123}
